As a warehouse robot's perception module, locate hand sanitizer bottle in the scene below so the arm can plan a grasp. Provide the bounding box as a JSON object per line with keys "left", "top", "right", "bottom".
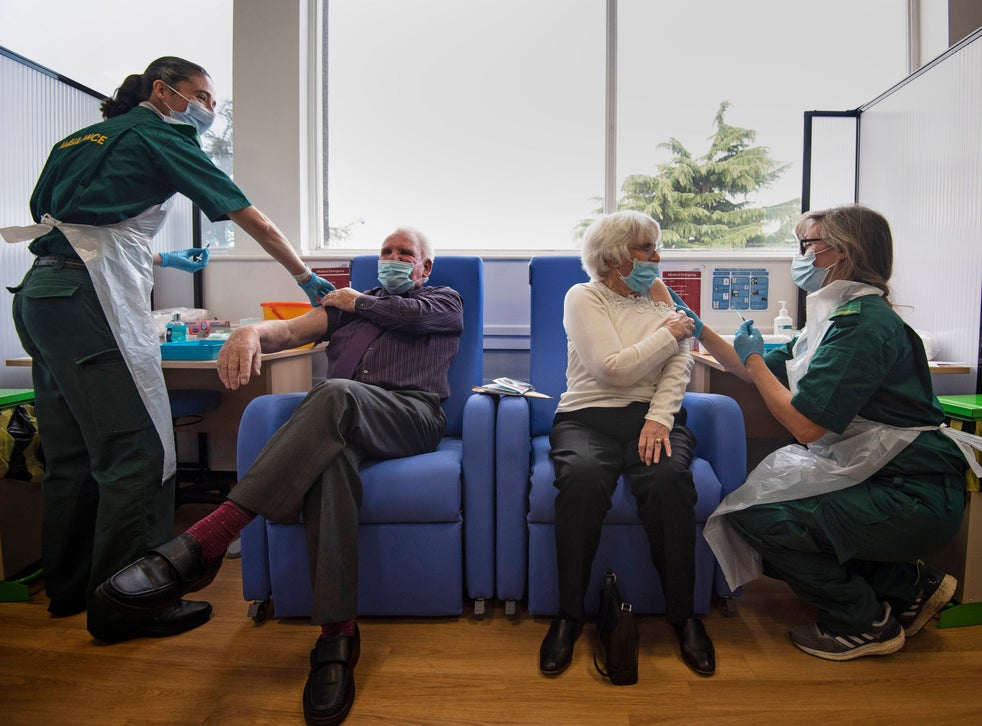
{"left": 166, "top": 313, "right": 187, "bottom": 343}
{"left": 773, "top": 301, "right": 792, "bottom": 336}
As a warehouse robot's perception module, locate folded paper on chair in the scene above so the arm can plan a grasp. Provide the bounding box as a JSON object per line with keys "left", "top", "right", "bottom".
{"left": 472, "top": 377, "right": 552, "bottom": 398}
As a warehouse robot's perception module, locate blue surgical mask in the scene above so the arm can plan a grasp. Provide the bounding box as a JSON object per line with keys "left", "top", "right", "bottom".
{"left": 377, "top": 259, "right": 416, "bottom": 294}
{"left": 791, "top": 251, "right": 838, "bottom": 292}
{"left": 164, "top": 84, "right": 216, "bottom": 135}
{"left": 620, "top": 259, "right": 660, "bottom": 294}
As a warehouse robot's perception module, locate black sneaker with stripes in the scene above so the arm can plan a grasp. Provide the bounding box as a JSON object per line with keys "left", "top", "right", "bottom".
{"left": 897, "top": 561, "right": 957, "bottom": 637}
{"left": 789, "top": 602, "right": 905, "bottom": 661}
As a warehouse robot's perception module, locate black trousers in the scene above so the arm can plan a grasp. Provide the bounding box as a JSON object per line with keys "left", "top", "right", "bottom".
{"left": 549, "top": 402, "right": 697, "bottom": 623}
{"left": 229, "top": 378, "right": 446, "bottom": 624}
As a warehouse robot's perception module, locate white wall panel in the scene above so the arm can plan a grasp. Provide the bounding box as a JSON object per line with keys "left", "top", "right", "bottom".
{"left": 857, "top": 31, "right": 981, "bottom": 394}
{"left": 0, "top": 53, "right": 102, "bottom": 388}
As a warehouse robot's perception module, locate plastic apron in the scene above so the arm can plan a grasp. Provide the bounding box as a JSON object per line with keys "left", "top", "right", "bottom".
{"left": 704, "top": 280, "right": 982, "bottom": 590}
{"left": 1, "top": 205, "right": 176, "bottom": 482}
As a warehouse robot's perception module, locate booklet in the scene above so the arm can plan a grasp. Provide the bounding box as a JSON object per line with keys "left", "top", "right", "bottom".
{"left": 472, "top": 377, "right": 552, "bottom": 399}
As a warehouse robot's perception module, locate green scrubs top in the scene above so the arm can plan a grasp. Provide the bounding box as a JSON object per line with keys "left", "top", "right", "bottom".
{"left": 28, "top": 105, "right": 250, "bottom": 257}
{"left": 765, "top": 294, "right": 964, "bottom": 479}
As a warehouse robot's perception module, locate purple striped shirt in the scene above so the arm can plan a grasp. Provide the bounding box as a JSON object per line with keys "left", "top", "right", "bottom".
{"left": 323, "top": 285, "right": 463, "bottom": 398}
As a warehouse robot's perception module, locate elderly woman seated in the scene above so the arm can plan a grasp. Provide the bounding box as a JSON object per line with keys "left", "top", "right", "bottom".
{"left": 539, "top": 210, "right": 716, "bottom": 679}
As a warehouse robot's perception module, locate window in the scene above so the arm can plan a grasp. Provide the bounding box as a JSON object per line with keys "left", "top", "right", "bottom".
{"left": 325, "top": 0, "right": 605, "bottom": 252}
{"left": 324, "top": 0, "right": 907, "bottom": 253}
{"left": 618, "top": 0, "right": 905, "bottom": 250}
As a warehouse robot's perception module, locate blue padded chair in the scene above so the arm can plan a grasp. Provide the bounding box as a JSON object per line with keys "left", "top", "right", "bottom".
{"left": 238, "top": 255, "right": 495, "bottom": 619}
{"left": 495, "top": 256, "right": 746, "bottom": 617}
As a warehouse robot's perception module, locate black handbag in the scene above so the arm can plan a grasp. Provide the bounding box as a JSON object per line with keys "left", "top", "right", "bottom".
{"left": 593, "top": 569, "right": 639, "bottom": 685}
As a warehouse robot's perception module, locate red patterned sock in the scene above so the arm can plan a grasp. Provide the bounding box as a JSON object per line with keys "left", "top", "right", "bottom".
{"left": 320, "top": 619, "right": 357, "bottom": 639}
{"left": 186, "top": 500, "right": 255, "bottom": 560}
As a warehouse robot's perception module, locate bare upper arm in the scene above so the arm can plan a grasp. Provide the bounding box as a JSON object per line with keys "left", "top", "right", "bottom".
{"left": 648, "top": 279, "right": 673, "bottom": 306}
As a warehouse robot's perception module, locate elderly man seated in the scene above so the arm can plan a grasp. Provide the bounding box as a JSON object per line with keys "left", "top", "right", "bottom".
{"left": 93, "top": 226, "right": 463, "bottom": 726}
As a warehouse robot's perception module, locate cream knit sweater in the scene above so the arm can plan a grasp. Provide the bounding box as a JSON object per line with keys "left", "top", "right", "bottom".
{"left": 556, "top": 281, "right": 693, "bottom": 430}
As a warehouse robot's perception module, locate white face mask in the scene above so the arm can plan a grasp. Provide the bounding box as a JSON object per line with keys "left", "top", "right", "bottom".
{"left": 163, "top": 83, "right": 216, "bottom": 135}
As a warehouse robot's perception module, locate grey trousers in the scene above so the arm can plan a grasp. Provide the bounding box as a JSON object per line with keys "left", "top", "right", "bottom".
{"left": 229, "top": 379, "right": 446, "bottom": 624}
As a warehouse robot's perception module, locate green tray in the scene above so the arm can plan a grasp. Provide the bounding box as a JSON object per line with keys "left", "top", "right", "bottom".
{"left": 0, "top": 389, "right": 34, "bottom": 408}
{"left": 938, "top": 394, "right": 982, "bottom": 421}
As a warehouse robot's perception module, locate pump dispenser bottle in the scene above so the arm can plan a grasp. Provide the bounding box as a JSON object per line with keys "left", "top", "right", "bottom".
{"left": 773, "top": 301, "right": 792, "bottom": 336}
{"left": 166, "top": 313, "right": 187, "bottom": 342}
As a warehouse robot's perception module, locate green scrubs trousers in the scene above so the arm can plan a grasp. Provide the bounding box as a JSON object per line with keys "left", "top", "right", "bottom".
{"left": 726, "top": 471, "right": 965, "bottom": 635}
{"left": 11, "top": 261, "right": 172, "bottom": 612}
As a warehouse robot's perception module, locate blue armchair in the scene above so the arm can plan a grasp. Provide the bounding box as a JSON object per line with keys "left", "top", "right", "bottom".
{"left": 495, "top": 256, "right": 746, "bottom": 616}
{"left": 238, "top": 255, "right": 495, "bottom": 619}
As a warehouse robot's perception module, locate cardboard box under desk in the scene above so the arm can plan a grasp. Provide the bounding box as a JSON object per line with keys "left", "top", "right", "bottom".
{"left": 0, "top": 477, "right": 43, "bottom": 580}
{"left": 929, "top": 491, "right": 982, "bottom": 604}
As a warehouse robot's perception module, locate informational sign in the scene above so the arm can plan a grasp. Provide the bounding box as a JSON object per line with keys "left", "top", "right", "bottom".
{"left": 312, "top": 265, "right": 351, "bottom": 289}
{"left": 711, "top": 267, "right": 769, "bottom": 311}
{"left": 662, "top": 270, "right": 702, "bottom": 314}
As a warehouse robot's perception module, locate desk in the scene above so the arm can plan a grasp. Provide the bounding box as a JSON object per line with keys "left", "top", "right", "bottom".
{"left": 6, "top": 343, "right": 325, "bottom": 472}
{"left": 688, "top": 350, "right": 972, "bottom": 471}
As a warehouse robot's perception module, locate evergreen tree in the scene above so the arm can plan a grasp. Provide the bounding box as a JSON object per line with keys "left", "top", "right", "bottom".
{"left": 202, "top": 100, "right": 234, "bottom": 175}
{"left": 200, "top": 101, "right": 236, "bottom": 247}
{"left": 595, "top": 102, "right": 799, "bottom": 248}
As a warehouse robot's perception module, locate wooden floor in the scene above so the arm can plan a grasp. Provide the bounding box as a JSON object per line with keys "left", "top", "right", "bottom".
{"left": 3, "top": 525, "right": 982, "bottom": 724}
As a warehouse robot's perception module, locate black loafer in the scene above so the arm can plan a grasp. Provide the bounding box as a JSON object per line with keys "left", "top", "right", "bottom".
{"left": 539, "top": 617, "right": 581, "bottom": 676}
{"left": 303, "top": 626, "right": 360, "bottom": 726}
{"left": 87, "top": 598, "right": 212, "bottom": 643}
{"left": 94, "top": 534, "right": 224, "bottom": 612}
{"left": 673, "top": 617, "right": 716, "bottom": 676}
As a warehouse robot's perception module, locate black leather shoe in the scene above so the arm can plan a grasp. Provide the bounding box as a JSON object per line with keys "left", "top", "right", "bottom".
{"left": 673, "top": 617, "right": 716, "bottom": 676}
{"left": 539, "top": 617, "right": 581, "bottom": 676}
{"left": 87, "top": 599, "right": 212, "bottom": 643}
{"left": 94, "top": 534, "right": 224, "bottom": 612}
{"left": 303, "top": 626, "right": 360, "bottom": 726}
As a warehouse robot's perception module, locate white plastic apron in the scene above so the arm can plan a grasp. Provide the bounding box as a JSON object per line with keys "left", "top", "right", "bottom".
{"left": 2, "top": 205, "right": 176, "bottom": 482}
{"left": 704, "top": 280, "right": 982, "bottom": 590}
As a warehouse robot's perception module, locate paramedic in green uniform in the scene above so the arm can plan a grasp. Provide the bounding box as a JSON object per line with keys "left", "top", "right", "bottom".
{"left": 698, "top": 205, "right": 969, "bottom": 662}
{"left": 5, "top": 56, "right": 333, "bottom": 642}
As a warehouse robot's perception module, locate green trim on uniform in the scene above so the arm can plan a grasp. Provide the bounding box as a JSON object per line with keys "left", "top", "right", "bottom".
{"left": 830, "top": 299, "right": 862, "bottom": 317}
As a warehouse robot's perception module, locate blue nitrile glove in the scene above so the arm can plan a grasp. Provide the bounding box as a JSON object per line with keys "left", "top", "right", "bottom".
{"left": 668, "top": 286, "right": 704, "bottom": 338}
{"left": 298, "top": 271, "right": 336, "bottom": 305}
{"left": 160, "top": 248, "right": 209, "bottom": 273}
{"left": 733, "top": 319, "right": 765, "bottom": 364}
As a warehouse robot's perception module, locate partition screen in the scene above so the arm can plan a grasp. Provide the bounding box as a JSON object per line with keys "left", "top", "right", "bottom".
{"left": 856, "top": 30, "right": 982, "bottom": 394}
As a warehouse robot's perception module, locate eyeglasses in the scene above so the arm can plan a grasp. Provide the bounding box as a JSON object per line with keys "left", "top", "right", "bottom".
{"left": 630, "top": 242, "right": 663, "bottom": 258}
{"left": 798, "top": 237, "right": 833, "bottom": 255}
